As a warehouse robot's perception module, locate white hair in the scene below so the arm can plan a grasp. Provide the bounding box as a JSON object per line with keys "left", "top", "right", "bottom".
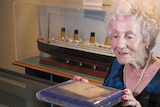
{"left": 105, "top": 0, "right": 160, "bottom": 50}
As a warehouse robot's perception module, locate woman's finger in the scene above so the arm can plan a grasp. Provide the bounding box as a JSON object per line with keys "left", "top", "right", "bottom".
{"left": 122, "top": 89, "right": 138, "bottom": 106}
{"left": 73, "top": 75, "right": 89, "bottom": 83}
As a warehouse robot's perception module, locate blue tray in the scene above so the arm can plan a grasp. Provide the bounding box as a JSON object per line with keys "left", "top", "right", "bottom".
{"left": 36, "top": 80, "right": 123, "bottom": 107}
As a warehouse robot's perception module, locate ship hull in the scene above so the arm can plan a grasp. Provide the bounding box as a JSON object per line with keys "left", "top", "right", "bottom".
{"left": 37, "top": 40, "right": 115, "bottom": 78}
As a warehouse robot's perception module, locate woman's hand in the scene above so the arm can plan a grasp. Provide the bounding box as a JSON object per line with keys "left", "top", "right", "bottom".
{"left": 121, "top": 89, "right": 142, "bottom": 107}
{"left": 73, "top": 75, "right": 89, "bottom": 83}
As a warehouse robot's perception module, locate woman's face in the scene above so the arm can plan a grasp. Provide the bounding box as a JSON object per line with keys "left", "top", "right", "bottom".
{"left": 111, "top": 16, "right": 146, "bottom": 64}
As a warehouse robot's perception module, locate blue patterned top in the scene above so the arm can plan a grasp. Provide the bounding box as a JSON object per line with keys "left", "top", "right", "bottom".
{"left": 103, "top": 59, "right": 160, "bottom": 107}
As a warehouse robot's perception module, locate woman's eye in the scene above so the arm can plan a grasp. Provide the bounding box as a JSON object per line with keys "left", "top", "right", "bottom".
{"left": 125, "top": 33, "right": 134, "bottom": 39}
{"left": 111, "top": 34, "right": 119, "bottom": 39}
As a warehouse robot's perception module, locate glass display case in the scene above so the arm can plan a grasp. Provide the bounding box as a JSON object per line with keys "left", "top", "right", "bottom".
{"left": 37, "top": 4, "right": 115, "bottom": 78}
{"left": 13, "top": 1, "right": 115, "bottom": 79}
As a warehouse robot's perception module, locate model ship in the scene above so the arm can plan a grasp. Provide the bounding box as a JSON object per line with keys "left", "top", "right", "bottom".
{"left": 37, "top": 30, "right": 115, "bottom": 57}
{"left": 37, "top": 13, "right": 115, "bottom": 78}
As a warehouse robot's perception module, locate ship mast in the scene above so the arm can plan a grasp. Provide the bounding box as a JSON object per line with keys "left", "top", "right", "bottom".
{"left": 47, "top": 12, "right": 50, "bottom": 43}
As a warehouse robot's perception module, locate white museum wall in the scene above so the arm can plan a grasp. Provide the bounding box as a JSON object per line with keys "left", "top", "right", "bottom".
{"left": 151, "top": 0, "right": 160, "bottom": 57}
{"left": 0, "top": 0, "right": 83, "bottom": 73}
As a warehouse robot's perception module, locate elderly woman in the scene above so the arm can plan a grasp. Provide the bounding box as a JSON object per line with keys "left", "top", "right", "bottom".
{"left": 74, "top": 0, "right": 160, "bottom": 106}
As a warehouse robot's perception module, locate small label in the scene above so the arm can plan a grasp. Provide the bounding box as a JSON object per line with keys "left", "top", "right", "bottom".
{"left": 83, "top": 0, "right": 103, "bottom": 7}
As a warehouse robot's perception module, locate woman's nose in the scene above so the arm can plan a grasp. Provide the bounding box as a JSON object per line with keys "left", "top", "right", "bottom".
{"left": 117, "top": 38, "right": 126, "bottom": 49}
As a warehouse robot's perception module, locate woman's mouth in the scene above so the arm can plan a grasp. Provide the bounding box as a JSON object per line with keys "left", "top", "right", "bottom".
{"left": 117, "top": 51, "right": 128, "bottom": 56}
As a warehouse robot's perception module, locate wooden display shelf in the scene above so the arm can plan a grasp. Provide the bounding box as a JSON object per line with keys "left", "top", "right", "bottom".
{"left": 13, "top": 56, "right": 104, "bottom": 86}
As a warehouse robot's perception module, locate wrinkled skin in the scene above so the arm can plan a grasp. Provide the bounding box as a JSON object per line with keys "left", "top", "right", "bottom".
{"left": 111, "top": 16, "right": 147, "bottom": 70}
{"left": 73, "top": 16, "right": 145, "bottom": 107}
{"left": 110, "top": 16, "right": 147, "bottom": 107}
